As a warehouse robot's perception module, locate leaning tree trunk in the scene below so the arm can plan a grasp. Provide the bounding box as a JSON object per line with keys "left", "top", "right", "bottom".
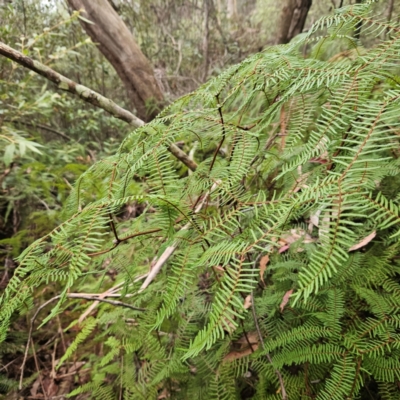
{"left": 67, "top": 0, "right": 164, "bottom": 122}
{"left": 276, "top": 0, "right": 313, "bottom": 45}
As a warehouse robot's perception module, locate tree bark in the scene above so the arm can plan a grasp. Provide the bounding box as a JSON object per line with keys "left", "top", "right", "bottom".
{"left": 354, "top": 0, "right": 362, "bottom": 40}
{"left": 386, "top": 0, "right": 395, "bottom": 24}
{"left": 226, "top": 0, "right": 237, "bottom": 20}
{"left": 67, "top": 0, "right": 164, "bottom": 122}
{"left": 276, "top": 0, "right": 313, "bottom": 45}
{"left": 202, "top": 0, "right": 210, "bottom": 81}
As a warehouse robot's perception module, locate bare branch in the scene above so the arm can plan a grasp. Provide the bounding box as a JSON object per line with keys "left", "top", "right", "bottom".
{"left": 0, "top": 40, "right": 197, "bottom": 171}
{"left": 5, "top": 119, "right": 71, "bottom": 141}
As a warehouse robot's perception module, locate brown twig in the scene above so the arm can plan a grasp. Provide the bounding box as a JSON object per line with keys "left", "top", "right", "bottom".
{"left": 31, "top": 339, "right": 48, "bottom": 399}
{"left": 209, "top": 96, "right": 226, "bottom": 172}
{"left": 0, "top": 40, "right": 197, "bottom": 172}
{"left": 77, "top": 282, "right": 127, "bottom": 323}
{"left": 87, "top": 227, "right": 162, "bottom": 257}
{"left": 5, "top": 119, "right": 71, "bottom": 141}
{"left": 138, "top": 180, "right": 221, "bottom": 292}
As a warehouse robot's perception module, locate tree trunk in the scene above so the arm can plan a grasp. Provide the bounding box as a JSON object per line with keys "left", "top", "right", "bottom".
{"left": 202, "top": 0, "right": 210, "bottom": 81}
{"left": 386, "top": 0, "right": 395, "bottom": 23}
{"left": 385, "top": 0, "right": 395, "bottom": 37}
{"left": 67, "top": 0, "right": 164, "bottom": 122}
{"left": 354, "top": 0, "right": 362, "bottom": 39}
{"left": 226, "top": 0, "right": 237, "bottom": 20}
{"left": 276, "top": 0, "right": 313, "bottom": 45}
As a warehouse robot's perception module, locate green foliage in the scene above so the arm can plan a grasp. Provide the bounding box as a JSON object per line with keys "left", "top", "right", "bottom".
{"left": 2, "top": 1, "right": 400, "bottom": 398}
{"left": 0, "top": 1, "right": 128, "bottom": 278}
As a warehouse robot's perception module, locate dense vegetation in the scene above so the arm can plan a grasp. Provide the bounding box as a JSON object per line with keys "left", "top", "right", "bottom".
{"left": 1, "top": 0, "right": 400, "bottom": 399}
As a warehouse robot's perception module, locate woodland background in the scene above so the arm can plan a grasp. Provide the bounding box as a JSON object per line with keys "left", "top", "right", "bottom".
{"left": 0, "top": 0, "right": 399, "bottom": 399}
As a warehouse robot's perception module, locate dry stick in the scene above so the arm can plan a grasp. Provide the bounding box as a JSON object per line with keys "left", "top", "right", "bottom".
{"left": 78, "top": 273, "right": 151, "bottom": 323}
{"left": 31, "top": 339, "right": 48, "bottom": 400}
{"left": 0, "top": 41, "right": 198, "bottom": 172}
{"left": 251, "top": 254, "right": 287, "bottom": 400}
{"left": 78, "top": 282, "right": 126, "bottom": 323}
{"left": 139, "top": 180, "right": 221, "bottom": 292}
{"left": 0, "top": 332, "right": 60, "bottom": 375}
{"left": 19, "top": 293, "right": 145, "bottom": 389}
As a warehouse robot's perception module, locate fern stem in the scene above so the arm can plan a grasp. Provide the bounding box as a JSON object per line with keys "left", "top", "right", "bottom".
{"left": 251, "top": 253, "right": 288, "bottom": 400}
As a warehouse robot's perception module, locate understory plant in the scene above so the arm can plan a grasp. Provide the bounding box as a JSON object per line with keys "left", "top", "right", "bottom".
{"left": 1, "top": 2, "right": 400, "bottom": 399}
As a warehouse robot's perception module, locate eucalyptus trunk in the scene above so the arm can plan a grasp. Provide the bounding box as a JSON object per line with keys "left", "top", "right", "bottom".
{"left": 67, "top": 0, "right": 164, "bottom": 122}
{"left": 276, "top": 0, "right": 312, "bottom": 44}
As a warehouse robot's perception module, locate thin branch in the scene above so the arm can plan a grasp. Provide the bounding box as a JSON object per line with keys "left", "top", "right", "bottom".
{"left": 0, "top": 40, "right": 197, "bottom": 171}
{"left": 87, "top": 227, "right": 162, "bottom": 257}
{"left": 19, "top": 293, "right": 145, "bottom": 389}
{"left": 386, "top": 0, "right": 395, "bottom": 37}
{"left": 77, "top": 282, "right": 126, "bottom": 323}
{"left": 5, "top": 119, "right": 71, "bottom": 141}
{"left": 209, "top": 96, "right": 226, "bottom": 172}
{"left": 67, "top": 293, "right": 145, "bottom": 310}
{"left": 0, "top": 41, "right": 142, "bottom": 127}
{"left": 31, "top": 340, "right": 48, "bottom": 400}
{"left": 138, "top": 180, "right": 221, "bottom": 292}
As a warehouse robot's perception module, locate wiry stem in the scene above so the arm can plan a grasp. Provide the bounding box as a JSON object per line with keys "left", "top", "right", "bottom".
{"left": 139, "top": 180, "right": 221, "bottom": 292}
{"left": 19, "top": 293, "right": 144, "bottom": 389}
{"left": 251, "top": 253, "right": 288, "bottom": 400}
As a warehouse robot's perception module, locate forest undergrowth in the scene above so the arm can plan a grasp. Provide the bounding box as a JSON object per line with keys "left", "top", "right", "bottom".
{"left": 1, "top": 1, "right": 400, "bottom": 399}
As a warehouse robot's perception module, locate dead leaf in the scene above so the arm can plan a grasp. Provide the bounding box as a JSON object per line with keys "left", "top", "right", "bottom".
{"left": 243, "top": 295, "right": 252, "bottom": 309}
{"left": 42, "top": 375, "right": 58, "bottom": 397}
{"left": 30, "top": 376, "right": 41, "bottom": 397}
{"left": 235, "top": 332, "right": 259, "bottom": 346}
{"left": 278, "top": 244, "right": 290, "bottom": 253}
{"left": 259, "top": 255, "right": 269, "bottom": 285}
{"left": 221, "top": 316, "right": 236, "bottom": 334}
{"left": 280, "top": 289, "right": 293, "bottom": 312}
{"left": 309, "top": 210, "right": 321, "bottom": 228}
{"left": 349, "top": 231, "right": 376, "bottom": 251}
{"left": 309, "top": 210, "right": 322, "bottom": 233}
{"left": 223, "top": 343, "right": 259, "bottom": 362}
{"left": 281, "top": 229, "right": 315, "bottom": 244}
{"left": 158, "top": 388, "right": 170, "bottom": 399}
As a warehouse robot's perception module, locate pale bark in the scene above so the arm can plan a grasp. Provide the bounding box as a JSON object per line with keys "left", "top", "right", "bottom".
{"left": 226, "top": 0, "right": 237, "bottom": 19}
{"left": 276, "top": 0, "right": 313, "bottom": 45}
{"left": 202, "top": 0, "right": 210, "bottom": 81}
{"left": 67, "top": 0, "right": 164, "bottom": 122}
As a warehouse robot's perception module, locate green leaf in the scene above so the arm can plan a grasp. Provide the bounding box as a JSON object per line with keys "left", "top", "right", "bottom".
{"left": 3, "top": 143, "right": 15, "bottom": 166}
